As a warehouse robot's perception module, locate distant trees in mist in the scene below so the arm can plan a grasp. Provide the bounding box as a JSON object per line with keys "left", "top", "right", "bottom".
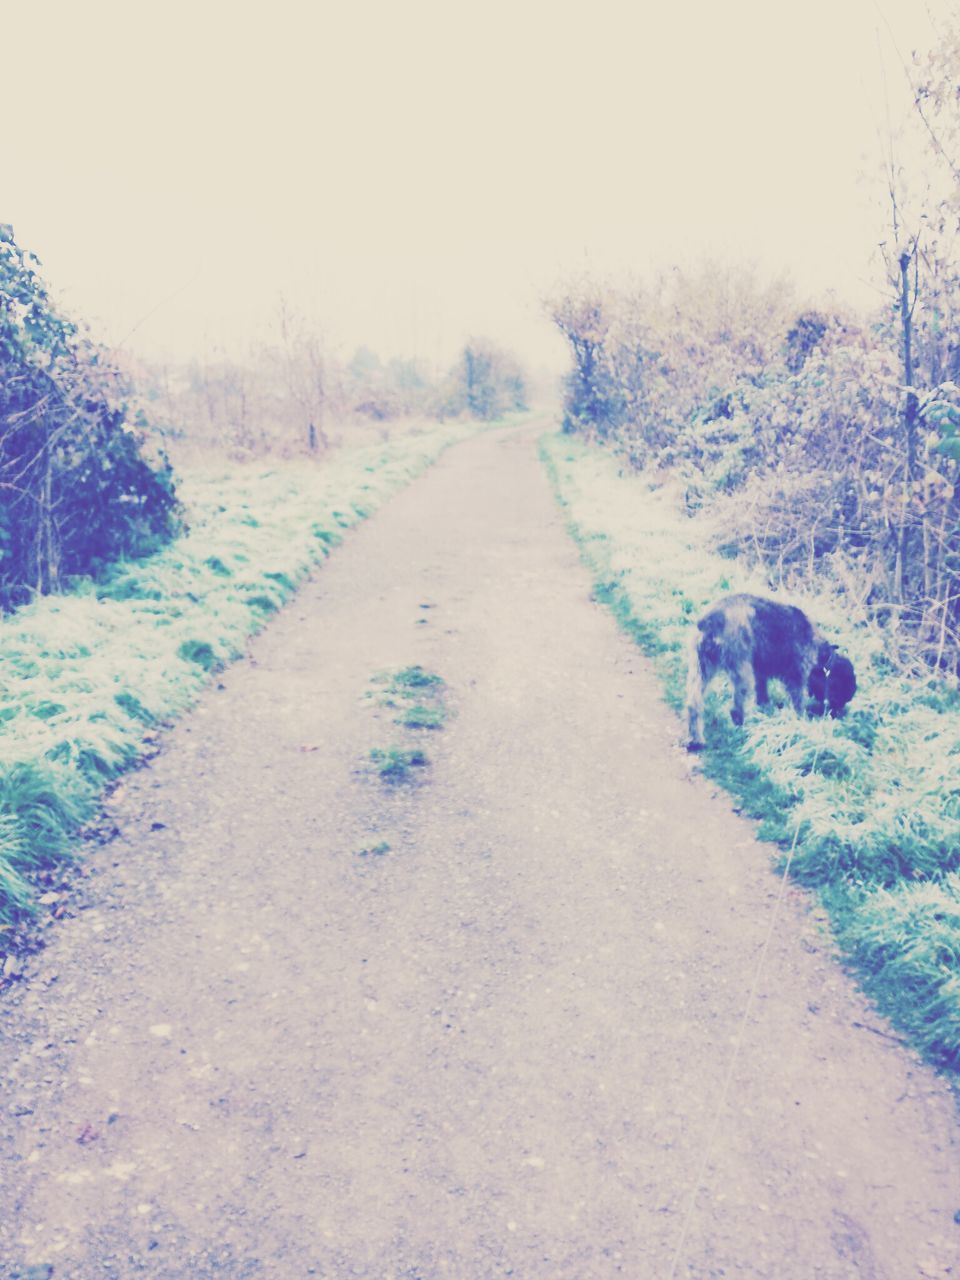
{"left": 457, "top": 339, "right": 528, "bottom": 420}
{"left": 138, "top": 320, "right": 530, "bottom": 461}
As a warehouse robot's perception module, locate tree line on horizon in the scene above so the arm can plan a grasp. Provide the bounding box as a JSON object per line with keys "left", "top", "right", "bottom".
{"left": 137, "top": 323, "right": 529, "bottom": 462}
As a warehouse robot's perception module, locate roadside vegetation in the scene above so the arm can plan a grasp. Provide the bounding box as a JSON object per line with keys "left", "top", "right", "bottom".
{"left": 542, "top": 432, "right": 960, "bottom": 1071}
{"left": 0, "top": 427, "right": 477, "bottom": 934}
{"left": 540, "top": 22, "right": 960, "bottom": 1071}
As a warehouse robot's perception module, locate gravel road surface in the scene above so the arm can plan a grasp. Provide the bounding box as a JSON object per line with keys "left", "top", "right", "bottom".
{"left": 1, "top": 424, "right": 959, "bottom": 1279}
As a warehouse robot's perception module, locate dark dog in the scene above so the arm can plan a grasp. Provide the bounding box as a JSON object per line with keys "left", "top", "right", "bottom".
{"left": 686, "top": 593, "right": 856, "bottom": 750}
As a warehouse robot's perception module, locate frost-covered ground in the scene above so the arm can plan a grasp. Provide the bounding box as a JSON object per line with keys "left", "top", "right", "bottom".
{"left": 0, "top": 421, "right": 483, "bottom": 925}
{"left": 541, "top": 432, "right": 960, "bottom": 1070}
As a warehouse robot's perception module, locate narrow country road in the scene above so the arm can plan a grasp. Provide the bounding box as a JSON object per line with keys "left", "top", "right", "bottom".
{"left": 1, "top": 424, "right": 959, "bottom": 1279}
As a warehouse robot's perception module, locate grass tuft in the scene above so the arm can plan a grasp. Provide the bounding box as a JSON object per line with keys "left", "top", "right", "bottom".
{"left": 355, "top": 840, "right": 391, "bottom": 858}
{"left": 392, "top": 665, "right": 444, "bottom": 690}
{"left": 396, "top": 704, "right": 446, "bottom": 730}
{"left": 370, "top": 747, "right": 429, "bottom": 782}
{"left": 177, "top": 640, "right": 221, "bottom": 671}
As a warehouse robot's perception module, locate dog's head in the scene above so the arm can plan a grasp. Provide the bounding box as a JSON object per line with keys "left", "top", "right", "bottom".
{"left": 808, "top": 645, "right": 856, "bottom": 718}
{"left": 825, "top": 654, "right": 857, "bottom": 716}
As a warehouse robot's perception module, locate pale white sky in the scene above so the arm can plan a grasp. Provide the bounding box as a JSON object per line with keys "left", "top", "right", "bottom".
{"left": 3, "top": 0, "right": 955, "bottom": 371}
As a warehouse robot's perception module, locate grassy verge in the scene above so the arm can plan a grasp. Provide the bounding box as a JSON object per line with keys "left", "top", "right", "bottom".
{"left": 0, "top": 421, "right": 487, "bottom": 929}
{"left": 541, "top": 431, "right": 960, "bottom": 1072}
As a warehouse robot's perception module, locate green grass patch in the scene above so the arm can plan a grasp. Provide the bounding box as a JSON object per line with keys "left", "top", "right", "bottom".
{"left": 114, "top": 692, "right": 157, "bottom": 725}
{"left": 392, "top": 664, "right": 444, "bottom": 691}
{"left": 370, "top": 747, "right": 429, "bottom": 782}
{"left": 396, "top": 703, "right": 446, "bottom": 730}
{"left": 376, "top": 665, "right": 448, "bottom": 727}
{"left": 245, "top": 594, "right": 279, "bottom": 614}
{"left": 540, "top": 429, "right": 960, "bottom": 1072}
{"left": 312, "top": 525, "right": 341, "bottom": 547}
{"left": 370, "top": 666, "right": 447, "bottom": 713}
{"left": 355, "top": 840, "right": 391, "bottom": 858}
{"left": 177, "top": 639, "right": 221, "bottom": 671}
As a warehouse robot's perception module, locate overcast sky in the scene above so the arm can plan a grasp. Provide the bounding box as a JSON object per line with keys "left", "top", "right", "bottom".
{"left": 3, "top": 0, "right": 955, "bottom": 371}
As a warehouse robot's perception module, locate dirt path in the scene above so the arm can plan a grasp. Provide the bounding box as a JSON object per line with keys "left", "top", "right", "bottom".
{"left": 1, "top": 424, "right": 959, "bottom": 1279}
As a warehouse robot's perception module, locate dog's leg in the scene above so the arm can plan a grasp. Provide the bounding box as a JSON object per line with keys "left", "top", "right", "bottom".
{"left": 784, "top": 661, "right": 808, "bottom": 715}
{"left": 787, "top": 681, "right": 807, "bottom": 715}
{"left": 730, "top": 660, "right": 755, "bottom": 727}
{"left": 754, "top": 665, "right": 770, "bottom": 706}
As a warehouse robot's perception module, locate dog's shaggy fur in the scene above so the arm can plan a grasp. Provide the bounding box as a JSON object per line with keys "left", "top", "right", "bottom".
{"left": 686, "top": 593, "right": 856, "bottom": 750}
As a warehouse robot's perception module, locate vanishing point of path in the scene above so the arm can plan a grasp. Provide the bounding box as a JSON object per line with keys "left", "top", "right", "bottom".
{"left": 1, "top": 424, "right": 959, "bottom": 1279}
